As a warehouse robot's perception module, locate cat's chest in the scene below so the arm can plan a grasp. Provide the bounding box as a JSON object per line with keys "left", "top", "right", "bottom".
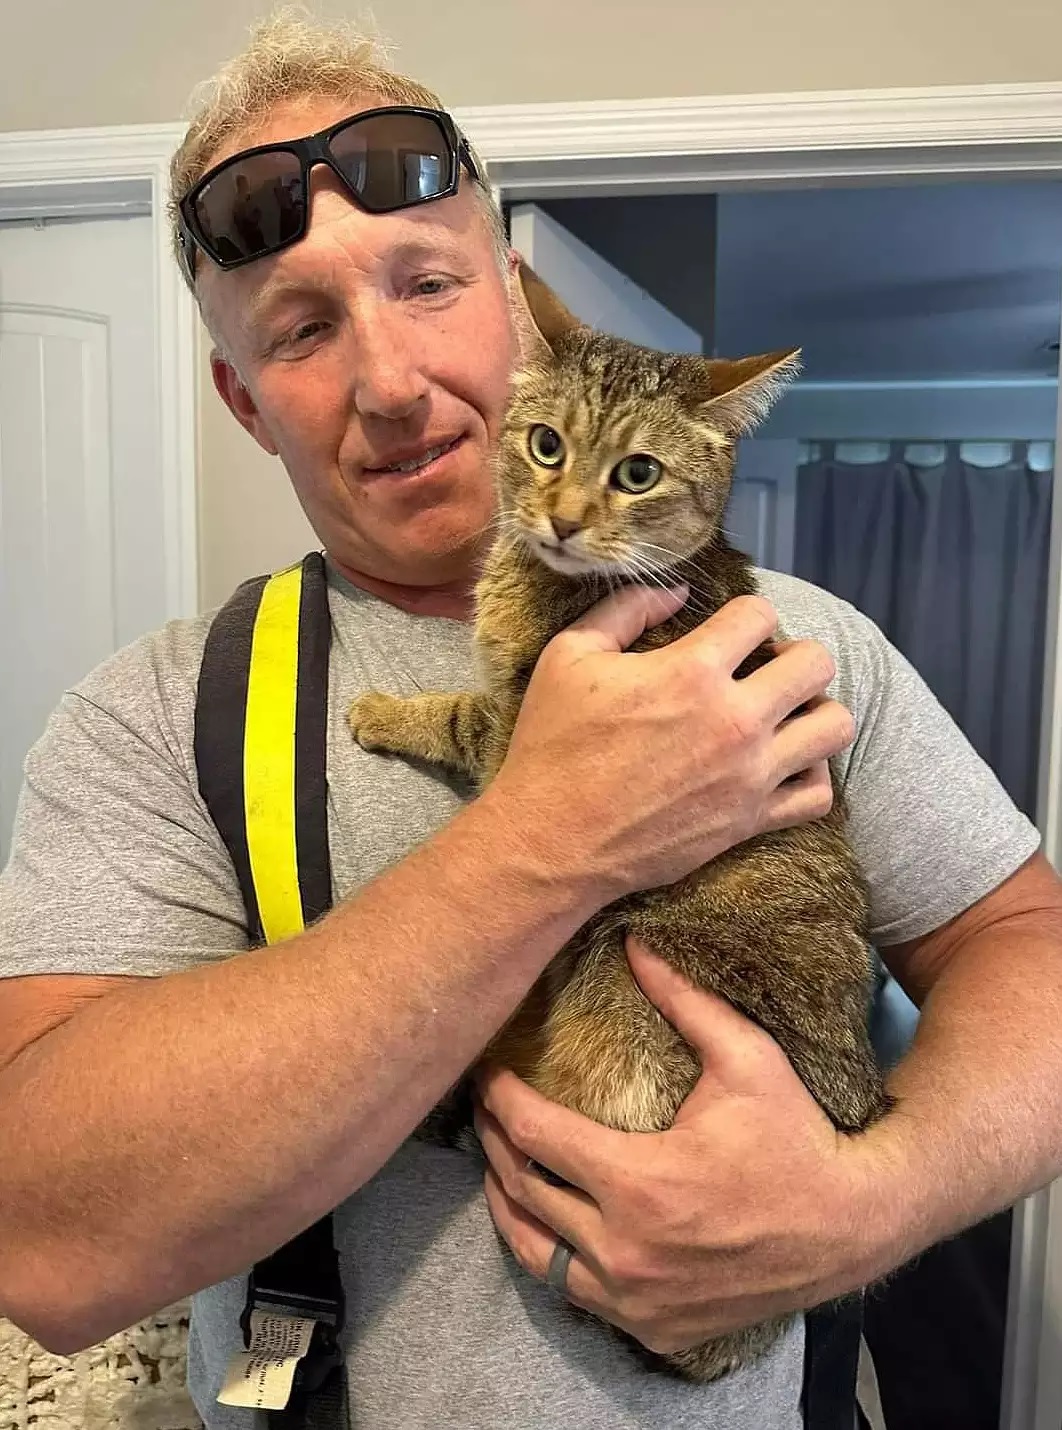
{"left": 474, "top": 573, "right": 594, "bottom": 690}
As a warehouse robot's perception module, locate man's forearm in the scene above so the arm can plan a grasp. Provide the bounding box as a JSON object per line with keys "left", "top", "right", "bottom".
{"left": 860, "top": 908, "right": 1062, "bottom": 1275}
{"left": 0, "top": 790, "right": 598, "bottom": 1352}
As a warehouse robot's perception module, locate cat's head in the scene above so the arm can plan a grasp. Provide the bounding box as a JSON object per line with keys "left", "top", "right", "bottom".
{"left": 497, "top": 261, "right": 800, "bottom": 579}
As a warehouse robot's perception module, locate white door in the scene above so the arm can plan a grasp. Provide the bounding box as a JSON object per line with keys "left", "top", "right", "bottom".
{"left": 0, "top": 214, "right": 164, "bottom": 863}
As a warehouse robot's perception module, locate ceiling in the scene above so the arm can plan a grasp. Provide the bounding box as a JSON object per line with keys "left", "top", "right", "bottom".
{"left": 713, "top": 178, "right": 1062, "bottom": 382}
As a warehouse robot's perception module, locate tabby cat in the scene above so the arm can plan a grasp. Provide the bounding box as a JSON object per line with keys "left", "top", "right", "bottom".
{"left": 349, "top": 263, "right": 889, "bottom": 1383}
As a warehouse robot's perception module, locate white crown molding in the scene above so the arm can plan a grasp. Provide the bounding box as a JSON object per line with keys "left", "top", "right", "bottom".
{"left": 0, "top": 122, "right": 185, "bottom": 182}
{"left": 455, "top": 82, "right": 1062, "bottom": 194}
{"left": 0, "top": 122, "right": 198, "bottom": 621}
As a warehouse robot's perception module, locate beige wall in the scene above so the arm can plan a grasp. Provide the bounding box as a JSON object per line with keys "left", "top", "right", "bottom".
{"left": 7, "top": 0, "right": 1062, "bottom": 608}
{"left": 196, "top": 334, "right": 317, "bottom": 611}
{"left": 4, "top": 0, "right": 1062, "bottom": 129}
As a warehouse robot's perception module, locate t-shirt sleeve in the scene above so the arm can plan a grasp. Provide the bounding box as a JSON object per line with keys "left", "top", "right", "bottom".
{"left": 838, "top": 606, "right": 1041, "bottom": 946}
{"left": 0, "top": 632, "right": 250, "bottom": 979}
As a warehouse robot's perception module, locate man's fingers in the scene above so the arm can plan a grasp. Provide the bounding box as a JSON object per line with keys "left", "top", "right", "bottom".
{"left": 474, "top": 1104, "right": 603, "bottom": 1247}
{"left": 626, "top": 939, "right": 783, "bottom": 1094}
{"left": 669, "top": 594, "right": 779, "bottom": 674}
{"left": 745, "top": 639, "right": 838, "bottom": 724}
{"left": 482, "top": 1168, "right": 610, "bottom": 1318}
{"left": 762, "top": 762, "right": 836, "bottom": 830}
{"left": 475, "top": 1066, "right": 628, "bottom": 1198}
{"left": 562, "top": 583, "right": 688, "bottom": 654}
{"left": 772, "top": 700, "right": 855, "bottom": 781}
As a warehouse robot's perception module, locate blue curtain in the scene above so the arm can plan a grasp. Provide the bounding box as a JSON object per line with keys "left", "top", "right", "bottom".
{"left": 794, "top": 439, "right": 1054, "bottom": 1430}
{"left": 793, "top": 440, "right": 1053, "bottom": 821}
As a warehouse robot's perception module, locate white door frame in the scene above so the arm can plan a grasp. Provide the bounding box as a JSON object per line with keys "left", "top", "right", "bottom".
{"left": 0, "top": 122, "right": 199, "bottom": 618}
{"left": 455, "top": 80, "right": 1062, "bottom": 1430}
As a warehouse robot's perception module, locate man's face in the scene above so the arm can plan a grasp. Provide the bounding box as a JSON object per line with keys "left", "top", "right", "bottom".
{"left": 202, "top": 97, "right": 516, "bottom": 588}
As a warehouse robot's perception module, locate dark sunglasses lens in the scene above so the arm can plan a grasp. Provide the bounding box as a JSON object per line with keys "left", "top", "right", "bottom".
{"left": 330, "top": 113, "right": 456, "bottom": 212}
{"left": 193, "top": 151, "right": 305, "bottom": 264}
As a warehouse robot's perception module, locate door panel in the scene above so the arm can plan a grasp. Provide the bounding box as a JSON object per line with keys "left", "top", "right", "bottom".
{"left": 0, "top": 213, "right": 161, "bottom": 861}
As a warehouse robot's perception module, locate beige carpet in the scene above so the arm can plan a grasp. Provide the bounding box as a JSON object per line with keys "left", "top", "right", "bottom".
{"left": 0, "top": 1303, "right": 201, "bottom": 1430}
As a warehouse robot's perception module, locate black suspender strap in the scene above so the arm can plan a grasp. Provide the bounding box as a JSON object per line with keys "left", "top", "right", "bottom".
{"left": 195, "top": 569, "right": 269, "bottom": 943}
{"left": 195, "top": 552, "right": 347, "bottom": 1429}
{"left": 196, "top": 551, "right": 334, "bottom": 944}
{"left": 802, "top": 1293, "right": 864, "bottom": 1429}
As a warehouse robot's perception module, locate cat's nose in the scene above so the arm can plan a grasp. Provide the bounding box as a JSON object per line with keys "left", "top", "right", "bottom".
{"left": 550, "top": 516, "right": 583, "bottom": 542}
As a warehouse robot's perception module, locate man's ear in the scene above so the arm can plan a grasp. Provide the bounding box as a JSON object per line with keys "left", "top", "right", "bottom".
{"left": 210, "top": 352, "right": 279, "bottom": 457}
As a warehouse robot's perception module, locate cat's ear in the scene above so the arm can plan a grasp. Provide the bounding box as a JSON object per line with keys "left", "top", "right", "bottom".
{"left": 687, "top": 348, "right": 802, "bottom": 436}
{"left": 512, "top": 259, "right": 583, "bottom": 359}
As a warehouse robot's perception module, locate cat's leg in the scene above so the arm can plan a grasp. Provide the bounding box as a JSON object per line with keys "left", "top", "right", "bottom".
{"left": 491, "top": 917, "right": 699, "bottom": 1132}
{"left": 349, "top": 690, "right": 498, "bottom": 780}
{"left": 618, "top": 875, "right": 885, "bottom": 1382}
{"left": 492, "top": 918, "right": 794, "bottom": 1385}
{"left": 628, "top": 855, "right": 890, "bottom": 1134}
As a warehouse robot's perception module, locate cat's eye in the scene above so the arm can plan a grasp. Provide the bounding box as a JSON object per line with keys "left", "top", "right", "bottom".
{"left": 611, "top": 454, "right": 662, "bottom": 493}
{"left": 528, "top": 425, "right": 566, "bottom": 467}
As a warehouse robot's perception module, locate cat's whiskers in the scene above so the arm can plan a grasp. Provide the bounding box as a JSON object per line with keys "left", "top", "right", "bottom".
{"left": 628, "top": 541, "right": 722, "bottom": 612}
{"left": 493, "top": 512, "right": 541, "bottom": 570}
{"left": 623, "top": 550, "right": 715, "bottom": 620}
{"left": 622, "top": 556, "right": 706, "bottom": 620}
{"left": 630, "top": 539, "right": 686, "bottom": 567}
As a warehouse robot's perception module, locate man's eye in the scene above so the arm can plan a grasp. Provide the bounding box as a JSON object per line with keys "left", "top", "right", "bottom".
{"left": 412, "top": 275, "right": 453, "bottom": 298}
{"left": 289, "top": 320, "right": 327, "bottom": 344}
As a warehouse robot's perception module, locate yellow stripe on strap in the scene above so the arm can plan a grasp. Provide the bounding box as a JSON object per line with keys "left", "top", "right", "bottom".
{"left": 244, "top": 563, "right": 304, "bottom": 945}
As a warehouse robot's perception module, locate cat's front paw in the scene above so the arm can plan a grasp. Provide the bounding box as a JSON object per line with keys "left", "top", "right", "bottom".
{"left": 349, "top": 691, "right": 406, "bottom": 753}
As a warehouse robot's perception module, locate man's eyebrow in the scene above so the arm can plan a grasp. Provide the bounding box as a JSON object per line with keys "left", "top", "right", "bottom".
{"left": 240, "top": 228, "right": 477, "bottom": 332}
{"left": 244, "top": 277, "right": 332, "bottom": 331}
{"left": 389, "top": 233, "right": 471, "bottom": 267}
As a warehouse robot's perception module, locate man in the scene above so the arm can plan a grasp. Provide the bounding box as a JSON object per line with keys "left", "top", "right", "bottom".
{"left": 2, "top": 15, "right": 1061, "bottom": 1430}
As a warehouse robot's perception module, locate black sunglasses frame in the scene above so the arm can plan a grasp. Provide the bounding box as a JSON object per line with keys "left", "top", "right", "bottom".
{"left": 176, "top": 104, "right": 481, "bottom": 282}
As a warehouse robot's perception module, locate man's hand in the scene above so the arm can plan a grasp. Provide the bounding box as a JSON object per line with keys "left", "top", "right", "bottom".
{"left": 486, "top": 587, "right": 855, "bottom": 903}
{"left": 474, "top": 940, "right": 895, "bottom": 1356}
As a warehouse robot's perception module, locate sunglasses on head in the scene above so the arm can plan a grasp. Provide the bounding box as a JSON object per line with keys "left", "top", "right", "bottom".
{"left": 176, "top": 104, "right": 481, "bottom": 282}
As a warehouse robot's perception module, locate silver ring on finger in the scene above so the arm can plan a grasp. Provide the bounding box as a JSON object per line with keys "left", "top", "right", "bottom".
{"left": 546, "top": 1238, "right": 574, "bottom": 1296}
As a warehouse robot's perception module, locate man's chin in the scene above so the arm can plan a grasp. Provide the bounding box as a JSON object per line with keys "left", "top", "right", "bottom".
{"left": 395, "top": 503, "right": 494, "bottom": 567}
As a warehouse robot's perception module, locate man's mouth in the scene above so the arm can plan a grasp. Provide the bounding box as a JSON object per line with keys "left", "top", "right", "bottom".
{"left": 367, "top": 436, "right": 463, "bottom": 476}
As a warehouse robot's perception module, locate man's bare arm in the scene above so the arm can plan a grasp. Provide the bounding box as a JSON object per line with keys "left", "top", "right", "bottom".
{"left": 0, "top": 793, "right": 594, "bottom": 1353}
{"left": 867, "top": 851, "right": 1062, "bottom": 1260}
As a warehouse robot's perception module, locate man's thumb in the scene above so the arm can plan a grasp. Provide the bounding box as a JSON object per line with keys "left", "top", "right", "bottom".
{"left": 626, "top": 936, "right": 778, "bottom": 1095}
{"left": 564, "top": 583, "right": 688, "bottom": 654}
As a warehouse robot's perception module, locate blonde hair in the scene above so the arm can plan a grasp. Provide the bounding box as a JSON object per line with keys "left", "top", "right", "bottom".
{"left": 168, "top": 7, "right": 505, "bottom": 299}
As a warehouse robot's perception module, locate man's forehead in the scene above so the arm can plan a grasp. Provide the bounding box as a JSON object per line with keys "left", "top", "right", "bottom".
{"left": 201, "top": 179, "right": 489, "bottom": 347}
{"left": 208, "top": 93, "right": 376, "bottom": 170}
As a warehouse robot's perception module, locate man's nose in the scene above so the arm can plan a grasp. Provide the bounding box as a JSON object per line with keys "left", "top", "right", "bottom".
{"left": 350, "top": 307, "right": 430, "bottom": 421}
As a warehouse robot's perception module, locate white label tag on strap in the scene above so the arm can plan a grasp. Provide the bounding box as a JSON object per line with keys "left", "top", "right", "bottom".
{"left": 217, "top": 1309, "right": 317, "bottom": 1410}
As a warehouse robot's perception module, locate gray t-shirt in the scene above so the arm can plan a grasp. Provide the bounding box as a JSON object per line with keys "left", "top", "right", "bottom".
{"left": 0, "top": 563, "right": 1040, "bottom": 1430}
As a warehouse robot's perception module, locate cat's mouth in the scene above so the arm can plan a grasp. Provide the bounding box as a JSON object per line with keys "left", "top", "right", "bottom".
{"left": 525, "top": 533, "right": 618, "bottom": 577}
